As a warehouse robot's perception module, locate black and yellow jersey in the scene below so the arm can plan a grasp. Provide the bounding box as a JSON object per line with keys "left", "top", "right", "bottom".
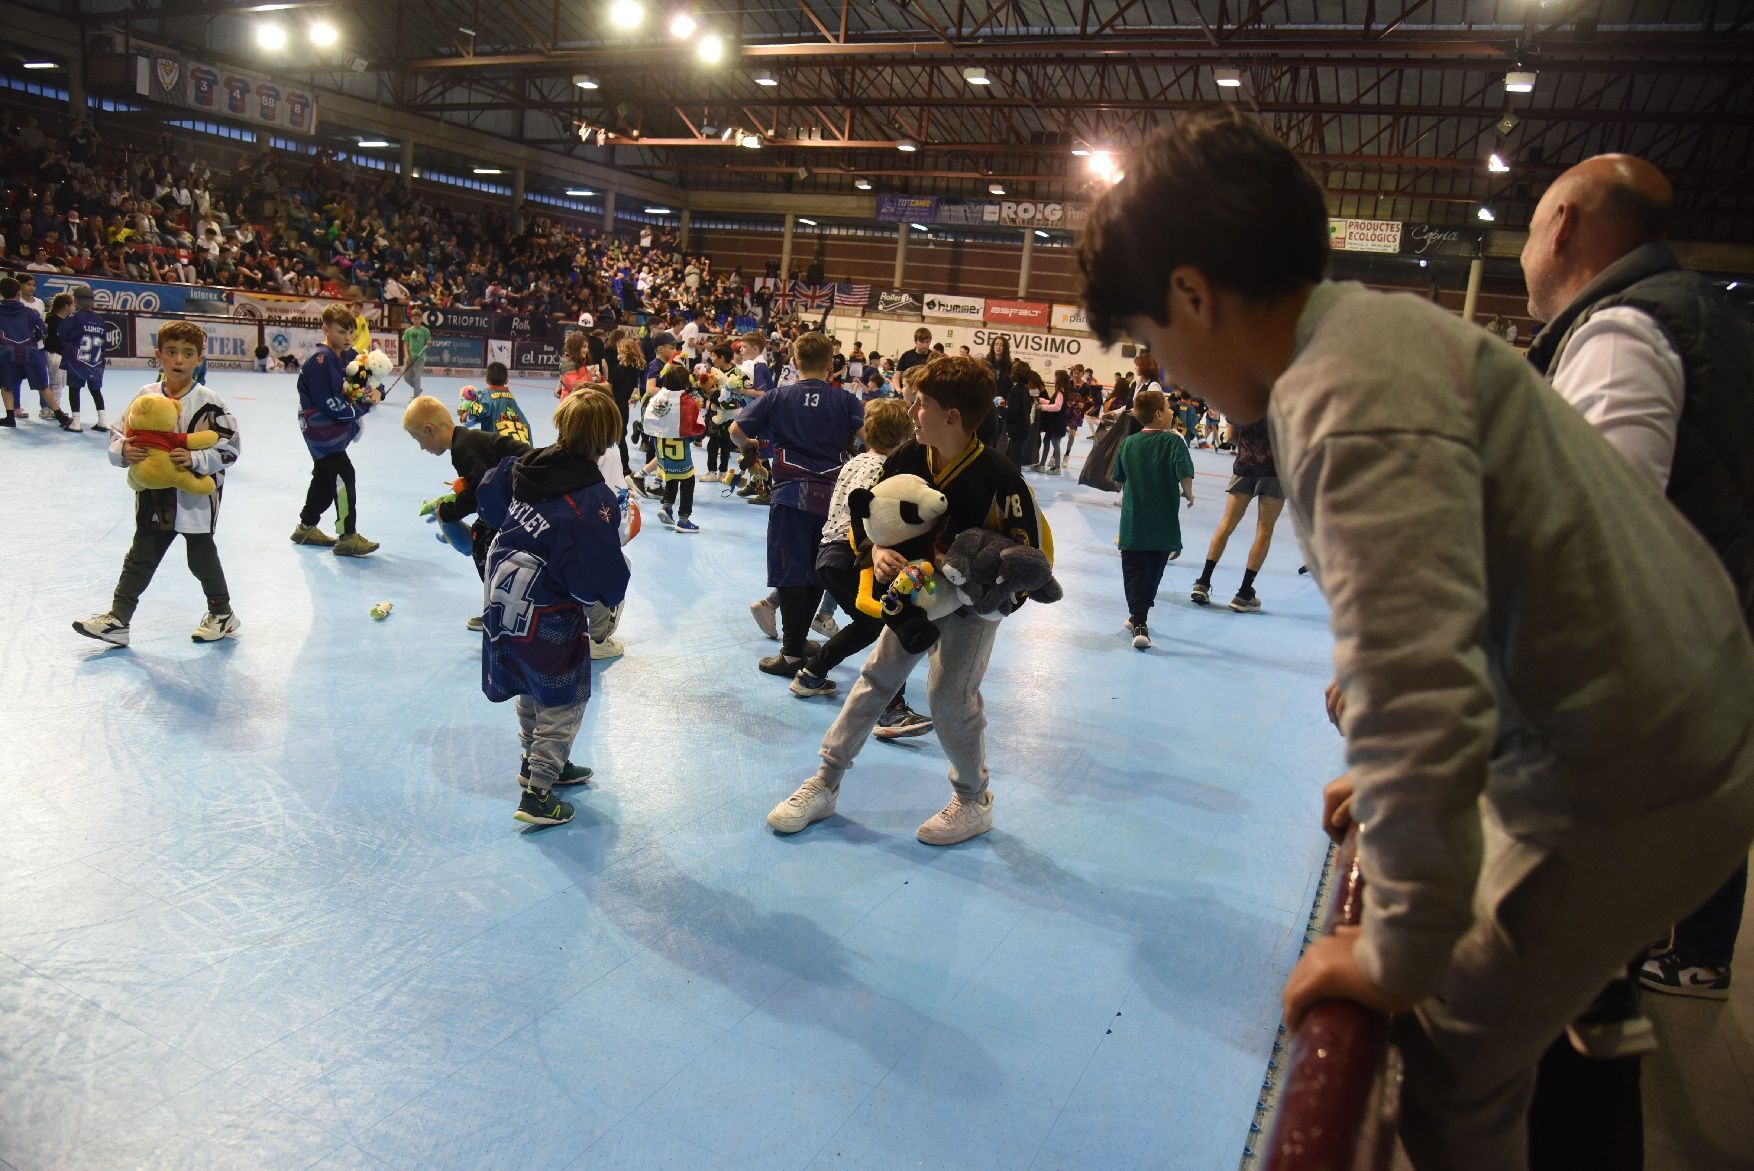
{"left": 870, "top": 437, "right": 1053, "bottom": 564}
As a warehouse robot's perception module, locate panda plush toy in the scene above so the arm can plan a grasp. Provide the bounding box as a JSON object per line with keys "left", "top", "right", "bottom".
{"left": 847, "top": 473, "right": 958, "bottom": 653}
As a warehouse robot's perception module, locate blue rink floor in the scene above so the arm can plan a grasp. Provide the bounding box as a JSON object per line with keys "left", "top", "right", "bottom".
{"left": 0, "top": 370, "right": 1340, "bottom": 1171}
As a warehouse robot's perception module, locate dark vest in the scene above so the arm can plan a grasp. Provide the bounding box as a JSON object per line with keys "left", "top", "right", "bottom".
{"left": 1528, "top": 242, "right": 1754, "bottom": 629}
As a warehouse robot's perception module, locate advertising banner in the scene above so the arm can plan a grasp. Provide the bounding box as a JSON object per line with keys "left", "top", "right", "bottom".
{"left": 1401, "top": 222, "right": 1484, "bottom": 259}
{"left": 34, "top": 273, "right": 228, "bottom": 314}
{"left": 983, "top": 299, "right": 1051, "bottom": 328}
{"left": 230, "top": 291, "right": 389, "bottom": 326}
{"left": 1329, "top": 218, "right": 1403, "bottom": 254}
{"left": 264, "top": 324, "right": 325, "bottom": 367}
{"left": 991, "top": 201, "right": 1089, "bottom": 231}
{"left": 487, "top": 338, "right": 512, "bottom": 370}
{"left": 427, "top": 334, "right": 488, "bottom": 370}
{"left": 512, "top": 338, "right": 564, "bottom": 372}
{"left": 99, "top": 312, "right": 133, "bottom": 360}
{"left": 933, "top": 199, "right": 992, "bottom": 227}
{"left": 969, "top": 326, "right": 1094, "bottom": 365}
{"left": 875, "top": 290, "right": 924, "bottom": 315}
{"left": 136, "top": 315, "right": 258, "bottom": 368}
{"left": 922, "top": 292, "right": 985, "bottom": 322}
{"left": 136, "top": 53, "right": 318, "bottom": 135}
{"left": 421, "top": 306, "right": 495, "bottom": 334}
{"left": 875, "top": 195, "right": 938, "bottom": 223}
{"left": 1050, "top": 303, "right": 1091, "bottom": 333}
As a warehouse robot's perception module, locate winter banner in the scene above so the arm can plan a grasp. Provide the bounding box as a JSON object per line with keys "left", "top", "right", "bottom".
{"left": 135, "top": 53, "right": 318, "bottom": 135}
{"left": 136, "top": 315, "right": 258, "bottom": 368}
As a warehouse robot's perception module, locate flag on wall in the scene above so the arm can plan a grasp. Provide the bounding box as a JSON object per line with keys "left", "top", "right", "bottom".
{"left": 790, "top": 281, "right": 834, "bottom": 310}
{"left": 832, "top": 283, "right": 871, "bottom": 307}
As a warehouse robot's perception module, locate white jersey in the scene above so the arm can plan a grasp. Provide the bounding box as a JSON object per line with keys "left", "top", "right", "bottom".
{"left": 23, "top": 296, "right": 46, "bottom": 347}
{"left": 107, "top": 381, "right": 241, "bottom": 534}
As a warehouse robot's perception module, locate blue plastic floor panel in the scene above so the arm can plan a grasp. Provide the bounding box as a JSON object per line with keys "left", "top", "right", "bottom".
{"left": 0, "top": 371, "right": 1339, "bottom": 1169}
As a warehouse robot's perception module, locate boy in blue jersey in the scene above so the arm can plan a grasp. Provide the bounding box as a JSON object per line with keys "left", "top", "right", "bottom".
{"left": 0, "top": 276, "right": 46, "bottom": 430}
{"left": 732, "top": 331, "right": 864, "bottom": 674}
{"left": 293, "top": 305, "right": 381, "bottom": 555}
{"left": 463, "top": 362, "right": 531, "bottom": 445}
{"left": 59, "top": 286, "right": 110, "bottom": 432}
{"left": 477, "top": 391, "right": 631, "bottom": 827}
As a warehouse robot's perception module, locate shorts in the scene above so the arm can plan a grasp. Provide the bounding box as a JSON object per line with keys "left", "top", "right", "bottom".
{"left": 767, "top": 503, "right": 827, "bottom": 589}
{"left": 67, "top": 367, "right": 104, "bottom": 394}
{"left": 1227, "top": 475, "right": 1284, "bottom": 499}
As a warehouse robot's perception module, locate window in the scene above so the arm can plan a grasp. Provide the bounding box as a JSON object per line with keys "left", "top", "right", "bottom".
{"left": 168, "top": 118, "right": 258, "bottom": 143}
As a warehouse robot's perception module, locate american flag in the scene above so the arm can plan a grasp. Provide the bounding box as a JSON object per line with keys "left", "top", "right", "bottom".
{"left": 832, "top": 282, "right": 871, "bottom": 307}
{"left": 790, "top": 281, "right": 834, "bottom": 310}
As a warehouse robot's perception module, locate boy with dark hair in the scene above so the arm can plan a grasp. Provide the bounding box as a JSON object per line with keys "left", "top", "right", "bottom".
{"left": 1115, "top": 388, "right": 1196, "bottom": 650}
{"left": 1078, "top": 105, "right": 1754, "bottom": 1170}
{"left": 0, "top": 276, "right": 45, "bottom": 429}
{"left": 59, "top": 285, "right": 108, "bottom": 432}
{"left": 732, "top": 331, "right": 863, "bottom": 674}
{"left": 293, "top": 303, "right": 380, "bottom": 555}
{"left": 74, "top": 321, "right": 241, "bottom": 646}
{"left": 477, "top": 391, "right": 631, "bottom": 827}
{"left": 400, "top": 307, "right": 430, "bottom": 395}
{"left": 465, "top": 361, "right": 531, "bottom": 445}
{"left": 765, "top": 354, "right": 1050, "bottom": 846}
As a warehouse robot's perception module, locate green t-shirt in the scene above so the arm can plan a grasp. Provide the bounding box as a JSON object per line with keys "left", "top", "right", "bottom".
{"left": 401, "top": 324, "right": 430, "bottom": 363}
{"left": 1114, "top": 428, "right": 1194, "bottom": 552}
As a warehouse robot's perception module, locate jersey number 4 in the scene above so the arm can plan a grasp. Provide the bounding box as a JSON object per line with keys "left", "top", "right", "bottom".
{"left": 486, "top": 550, "right": 543, "bottom": 637}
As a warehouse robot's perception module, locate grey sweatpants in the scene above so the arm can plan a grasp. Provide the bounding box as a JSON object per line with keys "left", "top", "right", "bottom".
{"left": 814, "top": 610, "right": 999, "bottom": 799}
{"left": 1396, "top": 786, "right": 1754, "bottom": 1171}
{"left": 404, "top": 357, "right": 425, "bottom": 394}
{"left": 515, "top": 696, "right": 587, "bottom": 792}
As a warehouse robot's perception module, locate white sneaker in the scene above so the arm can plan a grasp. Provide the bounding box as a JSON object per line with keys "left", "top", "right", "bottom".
{"left": 749, "top": 598, "right": 779, "bottom": 640}
{"left": 466, "top": 615, "right": 485, "bottom": 632}
{"left": 590, "top": 636, "right": 624, "bottom": 660}
{"left": 72, "top": 612, "right": 130, "bottom": 647}
{"left": 811, "top": 612, "right": 839, "bottom": 639}
{"left": 916, "top": 790, "right": 994, "bottom": 846}
{"left": 766, "top": 779, "right": 837, "bottom": 834}
{"left": 191, "top": 611, "right": 241, "bottom": 642}
{"left": 68, "top": 415, "right": 84, "bottom": 432}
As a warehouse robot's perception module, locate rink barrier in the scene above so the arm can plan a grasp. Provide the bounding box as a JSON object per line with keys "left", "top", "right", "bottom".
{"left": 1255, "top": 827, "right": 1397, "bottom": 1171}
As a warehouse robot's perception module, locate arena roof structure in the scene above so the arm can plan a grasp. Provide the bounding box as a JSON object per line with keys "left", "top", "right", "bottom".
{"left": 12, "top": 0, "right": 1754, "bottom": 238}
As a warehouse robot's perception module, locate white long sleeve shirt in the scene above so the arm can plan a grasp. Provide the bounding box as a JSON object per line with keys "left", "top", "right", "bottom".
{"left": 1547, "top": 305, "right": 1684, "bottom": 490}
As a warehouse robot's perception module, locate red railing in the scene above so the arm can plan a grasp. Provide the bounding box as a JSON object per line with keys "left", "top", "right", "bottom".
{"left": 1259, "top": 827, "right": 1396, "bottom": 1171}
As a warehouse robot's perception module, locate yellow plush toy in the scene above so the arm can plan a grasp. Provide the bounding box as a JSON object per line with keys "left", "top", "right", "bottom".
{"left": 124, "top": 394, "right": 219, "bottom": 496}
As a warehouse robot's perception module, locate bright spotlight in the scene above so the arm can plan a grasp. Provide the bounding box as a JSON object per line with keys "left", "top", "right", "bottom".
{"left": 853, "top": 177, "right": 872, "bottom": 190}
{"left": 962, "top": 66, "right": 989, "bottom": 86}
{"left": 1505, "top": 70, "right": 1537, "bottom": 94}
{"left": 1476, "top": 206, "right": 1496, "bottom": 222}
{"left": 610, "top": 0, "right": 645, "bottom": 30}
{"left": 987, "top": 183, "right": 1005, "bottom": 195}
{"left": 309, "top": 20, "right": 339, "bottom": 46}
{"left": 739, "top": 133, "right": 762, "bottom": 149}
{"left": 1087, "top": 150, "right": 1120, "bottom": 184}
{"left": 1213, "top": 66, "right": 1242, "bottom": 87}
{"left": 573, "top": 73, "right": 600, "bottom": 89}
{"left": 696, "top": 33, "right": 724, "bottom": 63}
{"left": 753, "top": 70, "right": 778, "bottom": 86}
{"left": 896, "top": 138, "right": 918, "bottom": 152}
{"left": 256, "top": 22, "right": 288, "bottom": 50}
{"left": 1488, "top": 152, "right": 1510, "bottom": 173}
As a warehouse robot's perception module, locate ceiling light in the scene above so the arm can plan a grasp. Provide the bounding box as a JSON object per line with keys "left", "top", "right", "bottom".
{"left": 645, "top": 206, "right": 672, "bottom": 214}
{"left": 309, "top": 20, "right": 338, "bottom": 46}
{"left": 1727, "top": 281, "right": 1741, "bottom": 292}
{"left": 1488, "top": 152, "right": 1510, "bottom": 173}
{"left": 853, "top": 177, "right": 872, "bottom": 190}
{"left": 897, "top": 138, "right": 918, "bottom": 152}
{"left": 21, "top": 61, "right": 57, "bottom": 70}
{"left": 671, "top": 11, "right": 697, "bottom": 36}
{"left": 610, "top": 0, "right": 644, "bottom": 30}
{"left": 573, "top": 73, "right": 599, "bottom": 89}
{"left": 356, "top": 139, "right": 391, "bottom": 148}
{"left": 1087, "top": 150, "right": 1120, "bottom": 184}
{"left": 798, "top": 217, "right": 818, "bottom": 226}
{"left": 718, "top": 126, "right": 737, "bottom": 141}
{"left": 255, "top": 22, "right": 288, "bottom": 50}
{"left": 1504, "top": 70, "right": 1537, "bottom": 93}
{"left": 739, "top": 132, "right": 762, "bottom": 149}
{"left": 457, "top": 25, "right": 476, "bottom": 35}
{"left": 910, "top": 222, "right": 929, "bottom": 232}
{"left": 696, "top": 33, "right": 724, "bottom": 63}
{"left": 1476, "top": 206, "right": 1496, "bottom": 222}
{"left": 1071, "top": 145, "right": 1090, "bottom": 157}
{"left": 1214, "top": 66, "right": 1242, "bottom": 87}
{"left": 473, "top": 167, "right": 503, "bottom": 175}
{"left": 962, "top": 66, "right": 990, "bottom": 86}
{"left": 1034, "top": 230, "right": 1049, "bottom": 239}
{"left": 754, "top": 70, "right": 778, "bottom": 86}
{"left": 1418, "top": 258, "right": 1429, "bottom": 268}
{"left": 566, "top": 188, "right": 594, "bottom": 196}
{"left": 987, "top": 183, "right": 1005, "bottom": 195}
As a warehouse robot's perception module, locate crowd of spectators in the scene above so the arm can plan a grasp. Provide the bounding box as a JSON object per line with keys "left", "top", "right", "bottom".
{"left": 0, "top": 104, "right": 777, "bottom": 328}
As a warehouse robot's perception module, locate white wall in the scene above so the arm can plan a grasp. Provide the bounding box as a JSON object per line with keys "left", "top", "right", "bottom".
{"left": 822, "top": 315, "right": 1135, "bottom": 380}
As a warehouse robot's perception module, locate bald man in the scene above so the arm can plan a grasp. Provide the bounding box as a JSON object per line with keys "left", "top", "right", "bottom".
{"left": 1522, "top": 155, "right": 1754, "bottom": 1009}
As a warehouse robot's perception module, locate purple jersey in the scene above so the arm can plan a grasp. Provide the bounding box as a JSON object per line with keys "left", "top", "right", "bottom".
{"left": 734, "top": 378, "right": 863, "bottom": 513}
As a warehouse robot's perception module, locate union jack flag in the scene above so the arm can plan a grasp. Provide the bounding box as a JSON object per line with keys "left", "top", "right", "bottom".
{"left": 790, "top": 281, "right": 834, "bottom": 310}
{"left": 832, "top": 282, "right": 871, "bottom": 307}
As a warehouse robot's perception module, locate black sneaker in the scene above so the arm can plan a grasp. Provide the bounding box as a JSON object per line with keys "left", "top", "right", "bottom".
{"left": 1190, "top": 579, "right": 1211, "bottom": 605}
{"left": 874, "top": 704, "right": 934, "bottom": 739}
{"left": 520, "top": 755, "right": 594, "bottom": 788}
{"left": 789, "top": 669, "right": 838, "bottom": 698}
{"left": 1639, "top": 952, "right": 1731, "bottom": 1000}
{"left": 1131, "top": 623, "right": 1151, "bottom": 650}
{"left": 760, "top": 653, "right": 806, "bottom": 678}
{"left": 514, "top": 787, "right": 574, "bottom": 827}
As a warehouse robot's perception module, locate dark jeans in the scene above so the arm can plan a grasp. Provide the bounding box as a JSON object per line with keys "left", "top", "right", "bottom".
{"left": 1528, "top": 1012, "right": 1643, "bottom": 1171}
{"left": 804, "top": 552, "right": 907, "bottom": 708}
{"left": 112, "top": 525, "right": 231, "bottom": 623}
{"left": 1671, "top": 860, "right": 1747, "bottom": 967}
{"left": 1120, "top": 549, "right": 1172, "bottom": 624}
{"left": 661, "top": 475, "right": 695, "bottom": 517}
{"left": 706, "top": 428, "right": 734, "bottom": 474}
{"left": 301, "top": 450, "right": 358, "bottom": 535}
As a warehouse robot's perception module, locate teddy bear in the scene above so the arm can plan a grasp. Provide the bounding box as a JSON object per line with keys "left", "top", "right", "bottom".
{"left": 938, "top": 528, "right": 1064, "bottom": 617}
{"left": 343, "top": 350, "right": 394, "bottom": 405}
{"left": 123, "top": 394, "right": 220, "bottom": 496}
{"left": 847, "top": 473, "right": 956, "bottom": 653}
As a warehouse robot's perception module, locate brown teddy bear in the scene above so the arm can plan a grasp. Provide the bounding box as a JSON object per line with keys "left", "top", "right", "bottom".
{"left": 123, "top": 394, "right": 220, "bottom": 496}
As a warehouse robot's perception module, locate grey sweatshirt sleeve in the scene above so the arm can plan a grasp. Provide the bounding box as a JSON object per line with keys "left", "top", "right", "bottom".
{"left": 1295, "top": 429, "right": 1499, "bottom": 1001}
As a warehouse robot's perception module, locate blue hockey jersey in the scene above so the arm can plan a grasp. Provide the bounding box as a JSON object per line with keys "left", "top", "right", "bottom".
{"left": 296, "top": 344, "right": 369, "bottom": 456}
{"left": 0, "top": 299, "right": 45, "bottom": 365}
{"left": 477, "top": 447, "right": 631, "bottom": 707}
{"left": 58, "top": 309, "right": 109, "bottom": 378}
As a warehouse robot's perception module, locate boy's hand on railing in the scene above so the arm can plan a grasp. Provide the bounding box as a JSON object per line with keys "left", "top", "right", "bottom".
{"left": 1322, "top": 773, "right": 1355, "bottom": 844}
{"left": 1282, "top": 926, "right": 1415, "bottom": 1030}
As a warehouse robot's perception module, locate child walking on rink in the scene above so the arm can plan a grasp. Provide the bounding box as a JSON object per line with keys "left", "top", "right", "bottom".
{"left": 766, "top": 355, "right": 1050, "bottom": 846}
{"left": 476, "top": 392, "right": 631, "bottom": 827}
{"left": 293, "top": 305, "right": 381, "bottom": 556}
{"left": 650, "top": 365, "right": 705, "bottom": 533}
{"left": 463, "top": 362, "right": 532, "bottom": 445}
{"left": 73, "top": 321, "right": 241, "bottom": 647}
{"left": 1115, "top": 388, "right": 1196, "bottom": 650}
{"left": 1190, "top": 417, "right": 1283, "bottom": 612}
